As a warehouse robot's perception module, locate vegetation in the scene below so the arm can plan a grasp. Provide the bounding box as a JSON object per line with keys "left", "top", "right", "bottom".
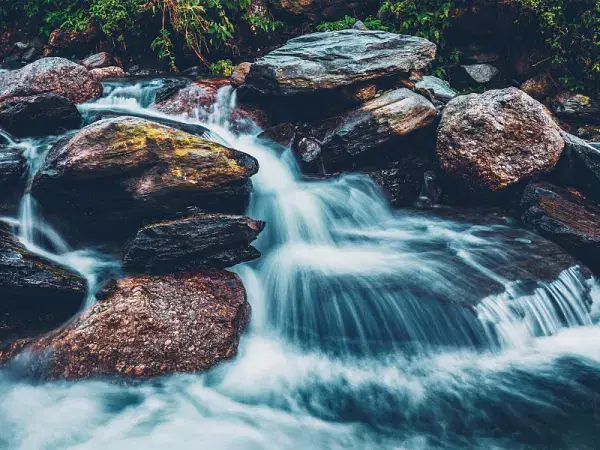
{"left": 1, "top": 0, "right": 600, "bottom": 92}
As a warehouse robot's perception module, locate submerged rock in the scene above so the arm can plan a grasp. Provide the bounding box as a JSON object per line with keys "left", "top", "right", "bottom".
{"left": 292, "top": 88, "right": 438, "bottom": 171}
{"left": 0, "top": 93, "right": 82, "bottom": 138}
{"left": 0, "top": 57, "right": 102, "bottom": 104}
{"left": 243, "top": 30, "right": 436, "bottom": 97}
{"left": 0, "top": 221, "right": 87, "bottom": 342}
{"left": 437, "top": 87, "right": 564, "bottom": 192}
{"left": 521, "top": 182, "right": 600, "bottom": 274}
{"left": 0, "top": 270, "right": 250, "bottom": 379}
{"left": 32, "top": 117, "right": 258, "bottom": 243}
{"left": 123, "top": 214, "right": 265, "bottom": 274}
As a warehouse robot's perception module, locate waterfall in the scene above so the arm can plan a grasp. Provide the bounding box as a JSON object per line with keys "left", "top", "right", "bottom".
{"left": 1, "top": 78, "right": 600, "bottom": 449}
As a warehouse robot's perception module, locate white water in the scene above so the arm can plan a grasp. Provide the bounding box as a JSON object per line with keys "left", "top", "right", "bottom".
{"left": 1, "top": 79, "right": 600, "bottom": 449}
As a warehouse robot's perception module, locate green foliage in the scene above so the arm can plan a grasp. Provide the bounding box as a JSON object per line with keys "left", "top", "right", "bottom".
{"left": 151, "top": 28, "right": 177, "bottom": 71}
{"left": 245, "top": 13, "right": 285, "bottom": 34}
{"left": 315, "top": 15, "right": 390, "bottom": 32}
{"left": 209, "top": 58, "right": 235, "bottom": 76}
{"left": 89, "top": 0, "right": 142, "bottom": 41}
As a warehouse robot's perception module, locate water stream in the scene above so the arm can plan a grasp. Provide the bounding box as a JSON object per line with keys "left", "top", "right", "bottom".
{"left": 1, "top": 78, "right": 600, "bottom": 449}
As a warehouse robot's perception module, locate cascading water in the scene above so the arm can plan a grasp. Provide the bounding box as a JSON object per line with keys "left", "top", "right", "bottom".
{"left": 1, "top": 78, "right": 600, "bottom": 449}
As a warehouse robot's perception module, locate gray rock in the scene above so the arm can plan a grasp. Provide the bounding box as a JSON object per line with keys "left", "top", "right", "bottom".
{"left": 437, "top": 87, "right": 565, "bottom": 192}
{"left": 554, "top": 133, "right": 600, "bottom": 203}
{"left": 244, "top": 30, "right": 436, "bottom": 96}
{"left": 552, "top": 92, "right": 600, "bottom": 124}
{"left": 80, "top": 52, "right": 120, "bottom": 70}
{"left": 353, "top": 20, "right": 368, "bottom": 31}
{"left": 123, "top": 214, "right": 265, "bottom": 274}
{"left": 416, "top": 75, "right": 457, "bottom": 103}
{"left": 461, "top": 64, "right": 500, "bottom": 84}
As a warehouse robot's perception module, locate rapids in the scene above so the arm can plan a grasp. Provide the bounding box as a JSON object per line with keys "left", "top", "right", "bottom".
{"left": 0, "top": 78, "right": 599, "bottom": 449}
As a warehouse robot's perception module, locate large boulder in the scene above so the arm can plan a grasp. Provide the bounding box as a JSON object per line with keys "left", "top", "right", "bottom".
{"left": 0, "top": 58, "right": 102, "bottom": 104}
{"left": 553, "top": 133, "right": 600, "bottom": 204}
{"left": 0, "top": 93, "right": 82, "bottom": 138}
{"left": 0, "top": 221, "right": 87, "bottom": 342}
{"left": 89, "top": 66, "right": 125, "bottom": 81}
{"left": 437, "top": 87, "right": 565, "bottom": 192}
{"left": 0, "top": 145, "right": 26, "bottom": 209}
{"left": 31, "top": 117, "right": 258, "bottom": 244}
{"left": 267, "top": 0, "right": 378, "bottom": 21}
{"left": 122, "top": 214, "right": 265, "bottom": 274}
{"left": 243, "top": 30, "right": 436, "bottom": 97}
{"left": 290, "top": 88, "right": 438, "bottom": 171}
{"left": 521, "top": 182, "right": 600, "bottom": 274}
{"left": 0, "top": 270, "right": 250, "bottom": 379}
{"left": 552, "top": 91, "right": 600, "bottom": 124}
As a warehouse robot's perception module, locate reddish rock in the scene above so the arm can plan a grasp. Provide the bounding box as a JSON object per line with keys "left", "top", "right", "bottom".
{"left": 437, "top": 87, "right": 565, "bottom": 192}
{"left": 520, "top": 73, "right": 557, "bottom": 101}
{"left": 89, "top": 66, "right": 125, "bottom": 81}
{"left": 153, "top": 78, "right": 230, "bottom": 116}
{"left": 231, "top": 62, "right": 252, "bottom": 88}
{"left": 0, "top": 57, "right": 102, "bottom": 104}
{"left": 0, "top": 271, "right": 251, "bottom": 379}
{"left": 80, "top": 52, "right": 121, "bottom": 70}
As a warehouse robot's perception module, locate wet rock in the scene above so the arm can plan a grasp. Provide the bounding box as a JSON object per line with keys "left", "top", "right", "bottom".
{"left": 89, "top": 66, "right": 125, "bottom": 81}
{"left": 292, "top": 88, "right": 438, "bottom": 172}
{"left": 0, "top": 270, "right": 251, "bottom": 379}
{"left": 154, "top": 78, "right": 191, "bottom": 104}
{"left": 521, "top": 182, "right": 600, "bottom": 274}
{"left": 267, "top": 0, "right": 378, "bottom": 21}
{"left": 0, "top": 93, "right": 82, "bottom": 138}
{"left": 123, "top": 214, "right": 265, "bottom": 274}
{"left": 553, "top": 133, "right": 600, "bottom": 204}
{"left": 415, "top": 76, "right": 457, "bottom": 103}
{"left": 520, "top": 73, "right": 557, "bottom": 101}
{"left": 0, "top": 146, "right": 26, "bottom": 209}
{"left": 180, "top": 66, "right": 203, "bottom": 78}
{"left": 0, "top": 221, "right": 87, "bottom": 342}
{"left": 0, "top": 58, "right": 102, "bottom": 104}
{"left": 31, "top": 117, "right": 258, "bottom": 243}
{"left": 552, "top": 92, "right": 600, "bottom": 125}
{"left": 80, "top": 52, "right": 121, "bottom": 70}
{"left": 231, "top": 62, "right": 251, "bottom": 89}
{"left": 153, "top": 79, "right": 230, "bottom": 116}
{"left": 243, "top": 30, "right": 436, "bottom": 97}
{"left": 258, "top": 122, "right": 300, "bottom": 147}
{"left": 437, "top": 87, "right": 564, "bottom": 192}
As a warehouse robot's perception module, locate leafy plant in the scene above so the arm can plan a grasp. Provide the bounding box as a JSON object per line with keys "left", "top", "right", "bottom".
{"left": 315, "top": 15, "right": 390, "bottom": 32}
{"left": 209, "top": 58, "right": 235, "bottom": 76}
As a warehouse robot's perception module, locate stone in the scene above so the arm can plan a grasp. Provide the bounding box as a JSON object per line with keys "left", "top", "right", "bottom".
{"left": 122, "top": 214, "right": 265, "bottom": 274}
{"left": 44, "top": 27, "right": 98, "bottom": 58}
{"left": 31, "top": 117, "right": 259, "bottom": 243}
{"left": 89, "top": 66, "right": 125, "bottom": 81}
{"left": 553, "top": 133, "right": 600, "bottom": 204}
{"left": 552, "top": 91, "right": 600, "bottom": 124}
{"left": 231, "top": 62, "right": 252, "bottom": 89}
{"left": 243, "top": 30, "right": 436, "bottom": 97}
{"left": 437, "top": 87, "right": 565, "bottom": 192}
{"left": 0, "top": 270, "right": 251, "bottom": 379}
{"left": 0, "top": 145, "right": 26, "bottom": 208}
{"left": 0, "top": 57, "right": 102, "bottom": 104}
{"left": 0, "top": 93, "right": 82, "bottom": 138}
{"left": 154, "top": 78, "right": 191, "bottom": 104}
{"left": 353, "top": 20, "right": 368, "bottom": 31}
{"left": 415, "top": 75, "right": 457, "bottom": 103}
{"left": 153, "top": 79, "right": 230, "bottom": 116}
{"left": 520, "top": 73, "right": 557, "bottom": 101}
{"left": 292, "top": 88, "right": 438, "bottom": 172}
{"left": 80, "top": 52, "right": 120, "bottom": 70}
{"left": 459, "top": 64, "right": 500, "bottom": 85}
{"left": 521, "top": 182, "right": 600, "bottom": 274}
{"left": 0, "top": 221, "right": 87, "bottom": 342}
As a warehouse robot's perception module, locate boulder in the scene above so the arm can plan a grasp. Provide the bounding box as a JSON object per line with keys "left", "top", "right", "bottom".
{"left": 122, "top": 214, "right": 265, "bottom": 274}
{"left": 153, "top": 79, "right": 229, "bottom": 116}
{"left": 552, "top": 92, "right": 600, "bottom": 124}
{"left": 44, "top": 27, "right": 97, "bottom": 58}
{"left": 415, "top": 75, "right": 457, "bottom": 103}
{"left": 291, "top": 88, "right": 438, "bottom": 172}
{"left": 0, "top": 270, "right": 251, "bottom": 379}
{"left": 520, "top": 73, "right": 557, "bottom": 101}
{"left": 0, "top": 144, "right": 27, "bottom": 208}
{"left": 267, "top": 0, "right": 378, "bottom": 21}
{"left": 0, "top": 93, "right": 82, "bottom": 138}
{"left": 0, "top": 58, "right": 102, "bottom": 104}
{"left": 231, "top": 62, "right": 252, "bottom": 89}
{"left": 553, "top": 133, "right": 600, "bottom": 204}
{"left": 0, "top": 221, "right": 87, "bottom": 342}
{"left": 154, "top": 78, "right": 191, "bottom": 104}
{"left": 89, "top": 66, "right": 125, "bottom": 81}
{"left": 437, "top": 87, "right": 565, "bottom": 192}
{"left": 243, "top": 30, "right": 436, "bottom": 97}
{"left": 521, "top": 182, "right": 600, "bottom": 274}
{"left": 80, "top": 52, "right": 121, "bottom": 70}
{"left": 31, "top": 117, "right": 259, "bottom": 243}
{"left": 451, "top": 64, "right": 500, "bottom": 87}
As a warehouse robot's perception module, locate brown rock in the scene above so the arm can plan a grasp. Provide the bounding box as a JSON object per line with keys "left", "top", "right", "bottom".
{"left": 520, "top": 73, "right": 557, "bottom": 101}
{"left": 0, "top": 57, "right": 102, "bottom": 104}
{"left": 552, "top": 91, "right": 600, "bottom": 125}
{"left": 437, "top": 87, "right": 565, "bottom": 192}
{"left": 0, "top": 271, "right": 251, "bottom": 379}
{"left": 231, "top": 62, "right": 252, "bottom": 89}
{"left": 89, "top": 66, "right": 125, "bottom": 81}
{"left": 80, "top": 52, "right": 121, "bottom": 70}
{"left": 153, "top": 78, "right": 230, "bottom": 116}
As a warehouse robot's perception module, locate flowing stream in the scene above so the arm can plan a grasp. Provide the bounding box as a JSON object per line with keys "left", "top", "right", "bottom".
{"left": 1, "top": 78, "right": 600, "bottom": 449}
